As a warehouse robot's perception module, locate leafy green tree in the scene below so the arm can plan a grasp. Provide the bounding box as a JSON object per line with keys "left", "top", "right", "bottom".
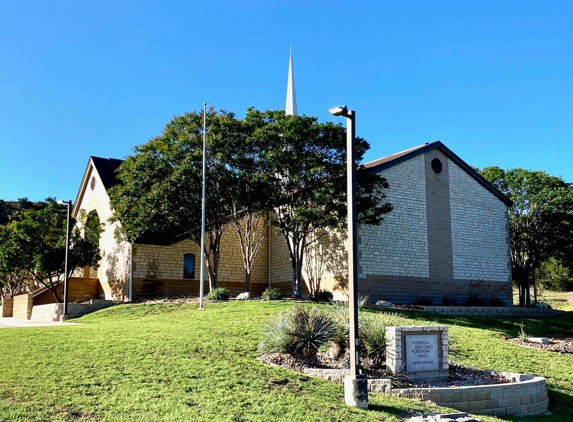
{"left": 3, "top": 199, "right": 102, "bottom": 302}
{"left": 245, "top": 109, "right": 392, "bottom": 298}
{"left": 481, "top": 167, "right": 573, "bottom": 306}
{"left": 110, "top": 109, "right": 240, "bottom": 291}
{"left": 0, "top": 225, "right": 29, "bottom": 298}
{"left": 537, "top": 257, "right": 573, "bottom": 292}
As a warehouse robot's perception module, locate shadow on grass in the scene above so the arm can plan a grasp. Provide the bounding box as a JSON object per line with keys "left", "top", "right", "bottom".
{"left": 362, "top": 306, "right": 573, "bottom": 339}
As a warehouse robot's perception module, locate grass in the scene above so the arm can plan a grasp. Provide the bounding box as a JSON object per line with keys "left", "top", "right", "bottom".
{"left": 0, "top": 298, "right": 572, "bottom": 421}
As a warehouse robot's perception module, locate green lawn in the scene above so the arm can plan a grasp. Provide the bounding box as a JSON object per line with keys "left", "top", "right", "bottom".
{"left": 0, "top": 300, "right": 572, "bottom": 421}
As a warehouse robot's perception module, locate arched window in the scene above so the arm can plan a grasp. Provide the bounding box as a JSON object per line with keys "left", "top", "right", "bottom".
{"left": 183, "top": 253, "right": 195, "bottom": 279}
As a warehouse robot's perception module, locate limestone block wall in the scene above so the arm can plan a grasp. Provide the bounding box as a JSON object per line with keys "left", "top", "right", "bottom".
{"left": 449, "top": 163, "right": 511, "bottom": 282}
{"left": 134, "top": 227, "right": 269, "bottom": 287}
{"left": 1, "top": 298, "right": 14, "bottom": 317}
{"left": 359, "top": 154, "right": 429, "bottom": 278}
{"left": 32, "top": 277, "right": 100, "bottom": 306}
{"left": 390, "top": 372, "right": 548, "bottom": 417}
{"left": 270, "top": 230, "right": 292, "bottom": 284}
{"left": 13, "top": 294, "right": 33, "bottom": 319}
{"left": 74, "top": 163, "right": 130, "bottom": 301}
{"left": 304, "top": 230, "right": 348, "bottom": 299}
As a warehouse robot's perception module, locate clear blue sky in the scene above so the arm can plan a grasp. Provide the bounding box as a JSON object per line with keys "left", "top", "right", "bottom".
{"left": 1, "top": 1, "right": 571, "bottom": 202}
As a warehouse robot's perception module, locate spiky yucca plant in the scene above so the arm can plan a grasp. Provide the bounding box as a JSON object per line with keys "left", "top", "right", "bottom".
{"left": 259, "top": 305, "right": 337, "bottom": 357}
{"left": 329, "top": 295, "right": 369, "bottom": 352}
{"left": 359, "top": 312, "right": 407, "bottom": 367}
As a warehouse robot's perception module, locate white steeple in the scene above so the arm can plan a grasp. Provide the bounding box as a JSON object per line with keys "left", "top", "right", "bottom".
{"left": 285, "top": 46, "right": 298, "bottom": 116}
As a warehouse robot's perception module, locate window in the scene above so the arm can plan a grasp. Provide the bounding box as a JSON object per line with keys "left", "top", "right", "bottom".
{"left": 183, "top": 253, "right": 195, "bottom": 279}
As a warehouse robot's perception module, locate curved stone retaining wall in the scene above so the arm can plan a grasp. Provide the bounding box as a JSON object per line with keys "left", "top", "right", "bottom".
{"left": 302, "top": 369, "right": 548, "bottom": 417}
{"left": 424, "top": 306, "right": 558, "bottom": 318}
{"left": 389, "top": 371, "right": 548, "bottom": 417}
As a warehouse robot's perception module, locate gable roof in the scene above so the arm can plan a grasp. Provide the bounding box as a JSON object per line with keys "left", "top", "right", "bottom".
{"left": 364, "top": 141, "right": 512, "bottom": 207}
{"left": 90, "top": 156, "right": 124, "bottom": 191}
{"left": 73, "top": 156, "right": 189, "bottom": 246}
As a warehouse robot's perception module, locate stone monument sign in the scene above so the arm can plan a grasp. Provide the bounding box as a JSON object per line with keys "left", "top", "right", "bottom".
{"left": 405, "top": 334, "right": 439, "bottom": 372}
{"left": 386, "top": 326, "right": 448, "bottom": 380}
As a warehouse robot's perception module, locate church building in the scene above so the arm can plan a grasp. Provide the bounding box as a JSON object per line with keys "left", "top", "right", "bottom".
{"left": 71, "top": 52, "right": 513, "bottom": 306}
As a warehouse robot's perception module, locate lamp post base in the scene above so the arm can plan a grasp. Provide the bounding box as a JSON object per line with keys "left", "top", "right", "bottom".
{"left": 344, "top": 375, "right": 368, "bottom": 409}
{"left": 59, "top": 314, "right": 69, "bottom": 322}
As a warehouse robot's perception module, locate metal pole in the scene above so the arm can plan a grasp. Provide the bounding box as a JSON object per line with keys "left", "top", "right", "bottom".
{"left": 63, "top": 200, "right": 71, "bottom": 316}
{"left": 199, "top": 103, "right": 207, "bottom": 309}
{"left": 128, "top": 242, "right": 133, "bottom": 302}
{"left": 346, "top": 110, "right": 360, "bottom": 378}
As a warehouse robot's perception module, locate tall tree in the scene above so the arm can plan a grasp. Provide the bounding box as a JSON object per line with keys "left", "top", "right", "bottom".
{"left": 3, "top": 199, "right": 102, "bottom": 302}
{"left": 110, "top": 109, "right": 241, "bottom": 290}
{"left": 245, "top": 109, "right": 392, "bottom": 298}
{"left": 212, "top": 123, "right": 270, "bottom": 293}
{"left": 481, "top": 166, "right": 573, "bottom": 306}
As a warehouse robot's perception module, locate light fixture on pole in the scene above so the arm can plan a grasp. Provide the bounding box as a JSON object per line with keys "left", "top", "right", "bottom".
{"left": 57, "top": 200, "right": 72, "bottom": 321}
{"left": 199, "top": 102, "right": 207, "bottom": 309}
{"left": 327, "top": 105, "right": 368, "bottom": 409}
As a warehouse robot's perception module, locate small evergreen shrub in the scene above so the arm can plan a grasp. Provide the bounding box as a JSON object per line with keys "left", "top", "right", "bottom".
{"left": 259, "top": 305, "right": 337, "bottom": 357}
{"left": 206, "top": 287, "right": 230, "bottom": 301}
{"left": 359, "top": 312, "right": 408, "bottom": 368}
{"left": 310, "top": 289, "right": 333, "bottom": 302}
{"left": 487, "top": 297, "right": 505, "bottom": 307}
{"left": 463, "top": 295, "right": 485, "bottom": 306}
{"left": 441, "top": 296, "right": 457, "bottom": 306}
{"left": 414, "top": 297, "right": 433, "bottom": 306}
{"left": 261, "top": 287, "right": 283, "bottom": 301}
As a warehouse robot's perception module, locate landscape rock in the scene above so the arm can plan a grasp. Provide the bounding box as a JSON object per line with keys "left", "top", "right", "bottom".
{"left": 375, "top": 300, "right": 395, "bottom": 308}
{"left": 235, "top": 292, "right": 252, "bottom": 300}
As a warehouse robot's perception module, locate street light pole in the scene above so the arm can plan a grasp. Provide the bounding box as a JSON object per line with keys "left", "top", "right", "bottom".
{"left": 327, "top": 105, "right": 368, "bottom": 409}
{"left": 59, "top": 200, "right": 72, "bottom": 320}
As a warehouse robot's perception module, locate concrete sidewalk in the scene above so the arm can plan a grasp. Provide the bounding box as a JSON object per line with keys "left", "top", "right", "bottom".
{"left": 0, "top": 317, "right": 78, "bottom": 328}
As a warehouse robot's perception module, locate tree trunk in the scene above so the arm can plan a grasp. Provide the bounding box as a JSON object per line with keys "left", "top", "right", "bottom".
{"left": 245, "top": 269, "right": 251, "bottom": 293}
{"left": 518, "top": 280, "right": 525, "bottom": 307}
{"left": 525, "top": 264, "right": 531, "bottom": 307}
{"left": 533, "top": 268, "right": 538, "bottom": 305}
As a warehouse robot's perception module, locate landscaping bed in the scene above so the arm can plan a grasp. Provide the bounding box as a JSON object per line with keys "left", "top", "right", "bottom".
{"left": 506, "top": 337, "right": 573, "bottom": 354}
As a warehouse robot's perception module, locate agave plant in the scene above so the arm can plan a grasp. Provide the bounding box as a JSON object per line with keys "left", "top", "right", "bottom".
{"left": 259, "top": 305, "right": 337, "bottom": 357}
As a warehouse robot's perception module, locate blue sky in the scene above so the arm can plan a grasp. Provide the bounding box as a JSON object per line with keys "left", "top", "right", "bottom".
{"left": 1, "top": 1, "right": 571, "bottom": 202}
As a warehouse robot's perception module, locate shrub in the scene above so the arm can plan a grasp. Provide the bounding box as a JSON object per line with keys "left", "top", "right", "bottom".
{"left": 261, "top": 287, "right": 283, "bottom": 301}
{"left": 441, "top": 296, "right": 457, "bottom": 306}
{"left": 309, "top": 289, "right": 333, "bottom": 302}
{"left": 463, "top": 295, "right": 485, "bottom": 306}
{"left": 329, "top": 295, "right": 369, "bottom": 351}
{"left": 206, "top": 287, "right": 230, "bottom": 301}
{"left": 259, "top": 305, "right": 337, "bottom": 357}
{"left": 487, "top": 297, "right": 505, "bottom": 307}
{"left": 414, "top": 297, "right": 433, "bottom": 306}
{"left": 519, "top": 321, "right": 528, "bottom": 341}
{"left": 359, "top": 312, "right": 407, "bottom": 368}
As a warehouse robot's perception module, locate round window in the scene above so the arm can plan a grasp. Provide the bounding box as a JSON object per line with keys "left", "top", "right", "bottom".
{"left": 431, "top": 158, "right": 443, "bottom": 174}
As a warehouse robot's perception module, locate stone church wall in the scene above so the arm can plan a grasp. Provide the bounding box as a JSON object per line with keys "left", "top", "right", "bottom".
{"left": 449, "top": 163, "right": 511, "bottom": 282}
{"left": 359, "top": 154, "right": 430, "bottom": 278}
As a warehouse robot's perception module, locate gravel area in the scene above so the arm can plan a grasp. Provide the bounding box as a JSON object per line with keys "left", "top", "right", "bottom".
{"left": 506, "top": 337, "right": 573, "bottom": 354}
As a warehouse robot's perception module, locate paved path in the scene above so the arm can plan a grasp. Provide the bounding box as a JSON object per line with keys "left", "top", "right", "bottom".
{"left": 0, "top": 317, "right": 78, "bottom": 328}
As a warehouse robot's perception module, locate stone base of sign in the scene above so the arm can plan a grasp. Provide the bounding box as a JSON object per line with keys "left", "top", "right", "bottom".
{"left": 388, "top": 371, "right": 548, "bottom": 417}
{"left": 343, "top": 375, "right": 368, "bottom": 409}
{"left": 386, "top": 326, "right": 448, "bottom": 381}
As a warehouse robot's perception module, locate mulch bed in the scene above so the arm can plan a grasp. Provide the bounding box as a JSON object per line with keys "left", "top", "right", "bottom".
{"left": 261, "top": 351, "right": 510, "bottom": 388}
{"left": 506, "top": 337, "right": 573, "bottom": 354}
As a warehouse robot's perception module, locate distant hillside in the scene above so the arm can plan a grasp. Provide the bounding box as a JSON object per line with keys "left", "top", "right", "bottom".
{"left": 0, "top": 199, "right": 41, "bottom": 225}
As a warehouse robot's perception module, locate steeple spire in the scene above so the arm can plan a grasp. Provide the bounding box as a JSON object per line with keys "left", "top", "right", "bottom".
{"left": 285, "top": 46, "right": 298, "bottom": 116}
